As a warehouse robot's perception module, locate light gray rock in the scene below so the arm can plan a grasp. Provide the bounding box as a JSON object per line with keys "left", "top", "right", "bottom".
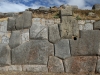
{"left": 5, "top": 13, "right": 18, "bottom": 17}
{"left": 9, "top": 31, "right": 21, "bottom": 49}
{"left": 72, "top": 5, "right": 78, "bottom": 10}
{"left": 20, "top": 29, "right": 29, "bottom": 44}
{"left": 84, "top": 23, "right": 93, "bottom": 30}
{"left": 8, "top": 65, "right": 22, "bottom": 71}
{"left": 0, "top": 20, "right": 7, "bottom": 33}
{"left": 30, "top": 22, "right": 48, "bottom": 40}
{"left": 48, "top": 56, "right": 64, "bottom": 72}
{"left": 94, "top": 20, "right": 100, "bottom": 30}
{"left": 48, "top": 24, "right": 60, "bottom": 43}
{"left": 45, "top": 19, "right": 54, "bottom": 25}
{"left": 22, "top": 11, "right": 32, "bottom": 29}
{"left": 23, "top": 65, "right": 48, "bottom": 72}
{"left": 0, "top": 66, "right": 8, "bottom": 71}
{"left": 15, "top": 11, "right": 32, "bottom": 30}
{"left": 15, "top": 15, "right": 23, "bottom": 30}
{"left": 32, "top": 18, "right": 45, "bottom": 25}
{"left": 39, "top": 7, "right": 50, "bottom": 11}
{"left": 7, "top": 17, "right": 16, "bottom": 31}
{"left": 55, "top": 39, "right": 70, "bottom": 59}
{"left": 78, "top": 20, "right": 85, "bottom": 25}
{"left": 70, "top": 30, "right": 100, "bottom": 56}
{"left": 60, "top": 16, "right": 79, "bottom": 39}
{"left": 61, "top": 6, "right": 72, "bottom": 16}
{"left": 12, "top": 40, "right": 54, "bottom": 65}
{"left": 0, "top": 44, "right": 11, "bottom": 65}
{"left": 85, "top": 20, "right": 91, "bottom": 23}
{"left": 92, "top": 4, "right": 100, "bottom": 10}
{"left": 64, "top": 56, "right": 97, "bottom": 73}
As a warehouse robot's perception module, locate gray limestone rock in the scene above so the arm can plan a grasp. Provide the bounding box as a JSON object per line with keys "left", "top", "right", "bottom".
{"left": 70, "top": 30, "right": 100, "bottom": 56}
{"left": 92, "top": 4, "right": 100, "bottom": 10}
{"left": 48, "top": 24, "right": 60, "bottom": 43}
{"left": 22, "top": 65, "right": 48, "bottom": 72}
{"left": 9, "top": 31, "right": 21, "bottom": 49}
{"left": 94, "top": 20, "right": 100, "bottom": 30}
{"left": 15, "top": 11, "right": 32, "bottom": 30}
{"left": 0, "top": 44, "right": 11, "bottom": 65}
{"left": 55, "top": 39, "right": 71, "bottom": 59}
{"left": 48, "top": 56, "right": 64, "bottom": 72}
{"left": 12, "top": 40, "right": 54, "bottom": 65}
{"left": 64, "top": 56, "right": 97, "bottom": 73}
{"left": 61, "top": 6, "right": 72, "bottom": 16}
{"left": 7, "top": 17, "right": 16, "bottom": 31}
{"left": 60, "top": 16, "right": 79, "bottom": 39}
{"left": 96, "top": 56, "right": 100, "bottom": 73}
{"left": 22, "top": 11, "right": 32, "bottom": 29}
{"left": 30, "top": 22, "right": 48, "bottom": 40}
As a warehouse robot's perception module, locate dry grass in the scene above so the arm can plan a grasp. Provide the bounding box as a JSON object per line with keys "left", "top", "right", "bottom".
{"left": 0, "top": 18, "right": 8, "bottom": 22}
{"left": 73, "top": 9, "right": 100, "bottom": 20}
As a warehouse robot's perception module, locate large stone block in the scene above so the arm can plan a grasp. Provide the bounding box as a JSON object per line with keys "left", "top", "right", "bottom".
{"left": 48, "top": 24, "right": 60, "bottom": 43}
{"left": 0, "top": 44, "right": 11, "bottom": 65}
{"left": 79, "top": 23, "right": 93, "bottom": 30}
{"left": 64, "top": 56, "right": 97, "bottom": 73}
{"left": 9, "top": 31, "right": 21, "bottom": 49}
{"left": 12, "top": 40, "right": 54, "bottom": 65}
{"left": 96, "top": 56, "right": 100, "bottom": 73}
{"left": 70, "top": 30, "right": 100, "bottom": 56}
{"left": 78, "top": 20, "right": 85, "bottom": 25}
{"left": 45, "top": 19, "right": 54, "bottom": 25}
{"left": 48, "top": 56, "right": 64, "bottom": 72}
{"left": 55, "top": 39, "right": 70, "bottom": 59}
{"left": 7, "top": 17, "right": 16, "bottom": 31}
{"left": 32, "top": 18, "right": 45, "bottom": 25}
{"left": 22, "top": 11, "right": 32, "bottom": 29}
{"left": 30, "top": 21, "right": 48, "bottom": 39}
{"left": 60, "top": 16, "right": 79, "bottom": 39}
{"left": 23, "top": 65, "right": 48, "bottom": 72}
{"left": 61, "top": 6, "right": 72, "bottom": 16}
{"left": 94, "top": 20, "right": 100, "bottom": 30}
{"left": 0, "top": 20, "right": 7, "bottom": 33}
{"left": 15, "top": 11, "right": 32, "bottom": 30}
{"left": 20, "top": 29, "right": 29, "bottom": 44}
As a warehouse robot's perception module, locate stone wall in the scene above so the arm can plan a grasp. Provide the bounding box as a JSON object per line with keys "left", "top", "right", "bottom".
{"left": 0, "top": 5, "right": 100, "bottom": 74}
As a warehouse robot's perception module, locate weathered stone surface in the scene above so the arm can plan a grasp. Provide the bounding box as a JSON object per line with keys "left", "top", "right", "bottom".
{"left": 12, "top": 40, "right": 54, "bottom": 65}
{"left": 61, "top": 6, "right": 72, "bottom": 16}
{"left": 70, "top": 30, "right": 100, "bottom": 56}
{"left": 96, "top": 56, "right": 100, "bottom": 73}
{"left": 39, "top": 7, "right": 50, "bottom": 11}
{"left": 32, "top": 18, "right": 45, "bottom": 25}
{"left": 9, "top": 31, "right": 21, "bottom": 49}
{"left": 48, "top": 56, "right": 64, "bottom": 72}
{"left": 72, "top": 5, "right": 78, "bottom": 10}
{"left": 8, "top": 65, "right": 22, "bottom": 71}
{"left": 54, "top": 19, "right": 60, "bottom": 24}
{"left": 0, "top": 44, "right": 11, "bottom": 65}
{"left": 20, "top": 29, "right": 29, "bottom": 44}
{"left": 5, "top": 13, "right": 18, "bottom": 17}
{"left": 30, "top": 22, "right": 48, "bottom": 39}
{"left": 48, "top": 24, "right": 60, "bottom": 43}
{"left": 45, "top": 19, "right": 54, "bottom": 25}
{"left": 15, "top": 11, "right": 32, "bottom": 29}
{"left": 60, "top": 16, "right": 79, "bottom": 39}
{"left": 0, "top": 21, "right": 11, "bottom": 44}
{"left": 78, "top": 20, "right": 85, "bottom": 25}
{"left": 91, "top": 20, "right": 95, "bottom": 23}
{"left": 22, "top": 11, "right": 32, "bottom": 29}
{"left": 7, "top": 17, "right": 16, "bottom": 31}
{"left": 64, "top": 56, "right": 97, "bottom": 74}
{"left": 92, "top": 4, "right": 100, "bottom": 10}
{"left": 94, "top": 20, "right": 100, "bottom": 30}
{"left": 23, "top": 65, "right": 48, "bottom": 72}
{"left": 85, "top": 20, "right": 91, "bottom": 23}
{"left": 15, "top": 15, "right": 23, "bottom": 30}
{"left": 55, "top": 39, "right": 70, "bottom": 59}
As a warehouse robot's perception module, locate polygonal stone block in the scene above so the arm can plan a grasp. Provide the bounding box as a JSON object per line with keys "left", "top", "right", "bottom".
{"left": 48, "top": 56, "right": 64, "bottom": 72}
{"left": 94, "top": 20, "right": 100, "bottom": 30}
{"left": 55, "top": 39, "right": 70, "bottom": 59}
{"left": 48, "top": 24, "right": 60, "bottom": 43}
{"left": 64, "top": 56, "right": 97, "bottom": 73}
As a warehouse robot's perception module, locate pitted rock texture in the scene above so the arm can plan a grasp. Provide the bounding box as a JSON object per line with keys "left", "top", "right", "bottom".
{"left": 70, "top": 30, "right": 100, "bottom": 56}
{"left": 0, "top": 44, "right": 11, "bottom": 65}
{"left": 12, "top": 40, "right": 54, "bottom": 65}
{"left": 55, "top": 39, "right": 70, "bottom": 59}
{"left": 48, "top": 56, "right": 64, "bottom": 73}
{"left": 48, "top": 24, "right": 60, "bottom": 43}
{"left": 64, "top": 56, "right": 97, "bottom": 73}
